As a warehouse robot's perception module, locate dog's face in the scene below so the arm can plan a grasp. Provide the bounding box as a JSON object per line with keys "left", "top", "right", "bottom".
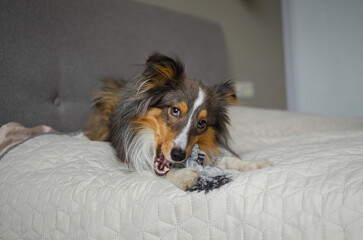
{"left": 130, "top": 53, "right": 237, "bottom": 176}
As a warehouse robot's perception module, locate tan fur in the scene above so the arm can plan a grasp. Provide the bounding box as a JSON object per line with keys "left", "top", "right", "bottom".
{"left": 140, "top": 64, "right": 179, "bottom": 92}
{"left": 131, "top": 108, "right": 177, "bottom": 160}
{"left": 177, "top": 101, "right": 188, "bottom": 115}
{"left": 198, "top": 128, "right": 219, "bottom": 165}
{"left": 153, "top": 64, "right": 177, "bottom": 81}
{"left": 84, "top": 80, "right": 123, "bottom": 141}
{"left": 226, "top": 90, "right": 239, "bottom": 106}
{"left": 198, "top": 109, "right": 207, "bottom": 119}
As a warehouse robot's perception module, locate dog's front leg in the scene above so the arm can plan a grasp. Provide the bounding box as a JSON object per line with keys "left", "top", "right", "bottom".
{"left": 216, "top": 156, "right": 271, "bottom": 171}
{"left": 166, "top": 167, "right": 199, "bottom": 191}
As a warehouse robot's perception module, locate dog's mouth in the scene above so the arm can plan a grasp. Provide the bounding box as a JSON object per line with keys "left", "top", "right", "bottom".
{"left": 154, "top": 150, "right": 170, "bottom": 176}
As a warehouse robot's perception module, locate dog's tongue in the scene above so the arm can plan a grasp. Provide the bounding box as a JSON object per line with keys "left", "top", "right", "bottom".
{"left": 158, "top": 158, "right": 170, "bottom": 170}
{"left": 154, "top": 154, "right": 170, "bottom": 176}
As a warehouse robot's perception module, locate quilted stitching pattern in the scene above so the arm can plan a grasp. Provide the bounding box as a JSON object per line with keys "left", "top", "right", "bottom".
{"left": 1, "top": 107, "right": 363, "bottom": 239}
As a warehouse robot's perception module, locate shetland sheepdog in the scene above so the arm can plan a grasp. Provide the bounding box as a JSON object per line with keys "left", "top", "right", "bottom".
{"left": 85, "top": 53, "right": 271, "bottom": 190}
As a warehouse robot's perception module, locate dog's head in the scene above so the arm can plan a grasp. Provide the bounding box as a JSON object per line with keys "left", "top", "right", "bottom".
{"left": 129, "top": 53, "right": 237, "bottom": 176}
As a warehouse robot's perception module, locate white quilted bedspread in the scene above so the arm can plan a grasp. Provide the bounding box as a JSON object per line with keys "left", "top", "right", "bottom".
{"left": 1, "top": 107, "right": 363, "bottom": 240}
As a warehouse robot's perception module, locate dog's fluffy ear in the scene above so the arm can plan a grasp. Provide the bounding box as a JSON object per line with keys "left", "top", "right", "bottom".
{"left": 213, "top": 81, "right": 239, "bottom": 105}
{"left": 142, "top": 53, "right": 185, "bottom": 88}
{"left": 133, "top": 53, "right": 184, "bottom": 113}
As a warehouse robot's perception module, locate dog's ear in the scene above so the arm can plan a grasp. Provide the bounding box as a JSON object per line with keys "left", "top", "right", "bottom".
{"left": 213, "top": 81, "right": 239, "bottom": 106}
{"left": 142, "top": 53, "right": 185, "bottom": 88}
{"left": 133, "top": 53, "right": 184, "bottom": 113}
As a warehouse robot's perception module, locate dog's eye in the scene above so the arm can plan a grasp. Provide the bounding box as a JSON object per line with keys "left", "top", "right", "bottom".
{"left": 197, "top": 120, "right": 207, "bottom": 129}
{"left": 171, "top": 107, "right": 181, "bottom": 117}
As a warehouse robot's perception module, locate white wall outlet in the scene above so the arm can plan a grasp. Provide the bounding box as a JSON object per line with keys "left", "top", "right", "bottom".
{"left": 235, "top": 81, "right": 255, "bottom": 99}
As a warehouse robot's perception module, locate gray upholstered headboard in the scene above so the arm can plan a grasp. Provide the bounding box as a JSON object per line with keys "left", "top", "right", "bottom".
{"left": 0, "top": 0, "right": 229, "bottom": 132}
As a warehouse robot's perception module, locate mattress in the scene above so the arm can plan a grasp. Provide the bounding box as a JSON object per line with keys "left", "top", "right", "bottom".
{"left": 1, "top": 107, "right": 363, "bottom": 239}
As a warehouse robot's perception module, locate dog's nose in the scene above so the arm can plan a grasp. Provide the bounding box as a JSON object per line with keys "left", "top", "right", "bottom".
{"left": 171, "top": 148, "right": 186, "bottom": 162}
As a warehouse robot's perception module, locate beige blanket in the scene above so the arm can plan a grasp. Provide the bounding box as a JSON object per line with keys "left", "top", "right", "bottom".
{"left": 1, "top": 107, "right": 363, "bottom": 239}
{"left": 0, "top": 122, "right": 55, "bottom": 155}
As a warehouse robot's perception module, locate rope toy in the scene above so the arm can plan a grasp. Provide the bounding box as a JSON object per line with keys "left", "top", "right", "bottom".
{"left": 174, "top": 144, "right": 232, "bottom": 193}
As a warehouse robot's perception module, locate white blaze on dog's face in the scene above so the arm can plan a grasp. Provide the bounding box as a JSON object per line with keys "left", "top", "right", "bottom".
{"left": 173, "top": 88, "right": 205, "bottom": 154}
{"left": 133, "top": 82, "right": 217, "bottom": 176}
{"left": 129, "top": 53, "right": 237, "bottom": 176}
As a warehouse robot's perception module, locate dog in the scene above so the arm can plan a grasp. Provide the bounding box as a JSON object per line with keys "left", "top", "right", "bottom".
{"left": 84, "top": 53, "right": 271, "bottom": 190}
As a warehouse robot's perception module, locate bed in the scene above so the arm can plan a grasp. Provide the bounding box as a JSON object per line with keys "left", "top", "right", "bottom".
{"left": 1, "top": 1, "right": 363, "bottom": 240}
{"left": 1, "top": 107, "right": 363, "bottom": 239}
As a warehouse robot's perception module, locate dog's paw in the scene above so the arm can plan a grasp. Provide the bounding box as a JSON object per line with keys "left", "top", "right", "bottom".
{"left": 237, "top": 159, "right": 273, "bottom": 171}
{"left": 181, "top": 168, "right": 200, "bottom": 190}
{"left": 218, "top": 157, "right": 272, "bottom": 172}
{"left": 166, "top": 167, "right": 200, "bottom": 191}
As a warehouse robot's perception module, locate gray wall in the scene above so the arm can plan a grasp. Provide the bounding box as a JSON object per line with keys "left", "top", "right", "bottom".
{"left": 133, "top": 0, "right": 287, "bottom": 110}
{"left": 282, "top": 0, "right": 363, "bottom": 117}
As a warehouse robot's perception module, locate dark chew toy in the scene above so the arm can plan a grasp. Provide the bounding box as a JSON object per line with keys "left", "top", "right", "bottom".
{"left": 187, "top": 173, "right": 232, "bottom": 193}
{"left": 181, "top": 144, "right": 233, "bottom": 193}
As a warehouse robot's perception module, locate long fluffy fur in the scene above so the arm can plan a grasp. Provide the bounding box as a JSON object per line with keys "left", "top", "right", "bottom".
{"left": 84, "top": 79, "right": 124, "bottom": 141}
{"left": 124, "top": 128, "right": 155, "bottom": 171}
{"left": 85, "top": 53, "right": 238, "bottom": 171}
